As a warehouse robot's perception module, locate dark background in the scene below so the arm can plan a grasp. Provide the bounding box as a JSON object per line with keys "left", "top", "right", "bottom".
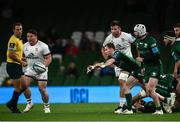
{"left": 0, "top": 0, "right": 179, "bottom": 73}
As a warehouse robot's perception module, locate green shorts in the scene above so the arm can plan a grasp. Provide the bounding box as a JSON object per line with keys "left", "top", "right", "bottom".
{"left": 143, "top": 64, "right": 162, "bottom": 83}
{"left": 156, "top": 74, "right": 174, "bottom": 97}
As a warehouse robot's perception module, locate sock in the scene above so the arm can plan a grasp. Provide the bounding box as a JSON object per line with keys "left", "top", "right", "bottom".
{"left": 44, "top": 103, "right": 49, "bottom": 108}
{"left": 125, "top": 93, "right": 132, "bottom": 110}
{"left": 120, "top": 97, "right": 126, "bottom": 107}
{"left": 156, "top": 106, "right": 162, "bottom": 111}
{"left": 9, "top": 91, "right": 22, "bottom": 108}
{"left": 162, "top": 97, "right": 167, "bottom": 103}
{"left": 26, "top": 98, "right": 32, "bottom": 104}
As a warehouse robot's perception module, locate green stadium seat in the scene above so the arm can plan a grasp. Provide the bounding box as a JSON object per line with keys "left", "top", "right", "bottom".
{"left": 100, "top": 75, "right": 113, "bottom": 86}
{"left": 88, "top": 75, "right": 101, "bottom": 86}
{"left": 62, "top": 55, "right": 75, "bottom": 67}
{"left": 50, "top": 75, "right": 65, "bottom": 86}
{"left": 74, "top": 52, "right": 87, "bottom": 73}
{"left": 63, "top": 75, "right": 76, "bottom": 86}
{"left": 75, "top": 75, "right": 89, "bottom": 86}
{"left": 49, "top": 58, "right": 60, "bottom": 77}
{"left": 112, "top": 77, "right": 119, "bottom": 86}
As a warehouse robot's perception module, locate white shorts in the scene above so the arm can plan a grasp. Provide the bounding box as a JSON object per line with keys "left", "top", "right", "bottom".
{"left": 118, "top": 72, "right": 129, "bottom": 81}
{"left": 139, "top": 89, "right": 147, "bottom": 97}
{"left": 114, "top": 66, "right": 122, "bottom": 77}
{"left": 24, "top": 67, "right": 48, "bottom": 81}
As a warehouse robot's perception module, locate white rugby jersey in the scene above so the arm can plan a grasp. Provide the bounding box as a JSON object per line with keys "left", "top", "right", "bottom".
{"left": 103, "top": 32, "right": 135, "bottom": 57}
{"left": 23, "top": 40, "right": 50, "bottom": 69}
{"left": 176, "top": 37, "right": 180, "bottom": 41}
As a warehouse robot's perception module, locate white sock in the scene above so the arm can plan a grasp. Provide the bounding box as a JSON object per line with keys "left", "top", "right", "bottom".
{"left": 44, "top": 103, "right": 50, "bottom": 108}
{"left": 120, "top": 97, "right": 126, "bottom": 107}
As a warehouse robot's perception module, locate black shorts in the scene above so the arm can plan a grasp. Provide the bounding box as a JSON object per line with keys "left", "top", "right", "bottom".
{"left": 6, "top": 62, "right": 24, "bottom": 79}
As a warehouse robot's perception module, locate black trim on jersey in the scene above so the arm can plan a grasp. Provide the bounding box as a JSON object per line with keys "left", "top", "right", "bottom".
{"left": 37, "top": 79, "right": 48, "bottom": 82}
{"left": 43, "top": 53, "right": 51, "bottom": 57}
{"left": 25, "top": 75, "right": 36, "bottom": 80}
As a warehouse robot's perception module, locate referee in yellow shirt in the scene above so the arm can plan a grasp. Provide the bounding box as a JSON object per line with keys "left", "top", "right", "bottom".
{"left": 6, "top": 22, "right": 27, "bottom": 113}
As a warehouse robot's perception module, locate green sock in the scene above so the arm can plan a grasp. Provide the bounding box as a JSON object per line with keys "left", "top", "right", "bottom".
{"left": 163, "top": 98, "right": 167, "bottom": 103}
{"left": 156, "top": 104, "right": 162, "bottom": 111}
{"left": 125, "top": 93, "right": 132, "bottom": 110}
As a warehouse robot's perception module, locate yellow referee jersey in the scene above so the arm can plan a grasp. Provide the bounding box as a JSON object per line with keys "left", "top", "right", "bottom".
{"left": 6, "top": 35, "right": 23, "bottom": 64}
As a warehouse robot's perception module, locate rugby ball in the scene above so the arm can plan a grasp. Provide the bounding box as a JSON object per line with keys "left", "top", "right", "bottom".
{"left": 33, "top": 62, "right": 46, "bottom": 74}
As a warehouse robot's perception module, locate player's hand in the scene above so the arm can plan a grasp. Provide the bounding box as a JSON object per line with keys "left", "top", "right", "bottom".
{"left": 21, "top": 60, "right": 27, "bottom": 67}
{"left": 141, "top": 68, "right": 145, "bottom": 74}
{"left": 94, "top": 62, "right": 104, "bottom": 68}
{"left": 136, "top": 57, "right": 144, "bottom": 63}
{"left": 86, "top": 65, "right": 95, "bottom": 74}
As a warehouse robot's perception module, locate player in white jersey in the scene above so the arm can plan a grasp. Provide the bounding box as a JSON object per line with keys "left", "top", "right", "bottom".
{"left": 101, "top": 20, "right": 136, "bottom": 114}
{"left": 23, "top": 29, "right": 52, "bottom": 113}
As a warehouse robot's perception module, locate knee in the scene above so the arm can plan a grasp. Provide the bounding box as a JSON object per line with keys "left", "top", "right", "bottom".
{"left": 39, "top": 87, "right": 46, "bottom": 93}
{"left": 119, "top": 80, "right": 125, "bottom": 87}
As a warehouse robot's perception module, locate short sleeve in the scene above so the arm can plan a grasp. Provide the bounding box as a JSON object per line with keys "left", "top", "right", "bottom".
{"left": 103, "top": 34, "right": 113, "bottom": 47}
{"left": 112, "top": 51, "right": 121, "bottom": 63}
{"left": 8, "top": 39, "right": 16, "bottom": 51}
{"left": 42, "top": 44, "right": 51, "bottom": 56}
{"left": 126, "top": 33, "right": 136, "bottom": 43}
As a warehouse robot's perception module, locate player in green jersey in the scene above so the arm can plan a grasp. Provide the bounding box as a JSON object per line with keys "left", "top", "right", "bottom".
{"left": 133, "top": 24, "right": 163, "bottom": 115}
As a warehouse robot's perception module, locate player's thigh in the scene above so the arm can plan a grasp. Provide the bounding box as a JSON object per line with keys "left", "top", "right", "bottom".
{"left": 38, "top": 81, "right": 47, "bottom": 91}
{"left": 37, "top": 71, "right": 48, "bottom": 90}
{"left": 147, "top": 77, "right": 158, "bottom": 90}
{"left": 176, "top": 82, "right": 180, "bottom": 95}
{"left": 23, "top": 75, "right": 33, "bottom": 87}
{"left": 126, "top": 75, "right": 137, "bottom": 88}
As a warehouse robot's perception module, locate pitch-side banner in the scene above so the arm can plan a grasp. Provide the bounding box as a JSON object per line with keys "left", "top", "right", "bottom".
{"left": 0, "top": 86, "right": 150, "bottom": 104}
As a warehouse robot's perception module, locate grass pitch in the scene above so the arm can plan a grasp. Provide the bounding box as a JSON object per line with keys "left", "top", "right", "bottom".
{"left": 0, "top": 103, "right": 180, "bottom": 121}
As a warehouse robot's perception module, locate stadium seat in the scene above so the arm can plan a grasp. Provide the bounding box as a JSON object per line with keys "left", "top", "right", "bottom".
{"left": 62, "top": 55, "right": 75, "bottom": 67}
{"left": 111, "top": 77, "right": 119, "bottom": 86}
{"left": 76, "top": 75, "right": 89, "bottom": 86}
{"left": 63, "top": 75, "right": 76, "bottom": 86}
{"left": 88, "top": 75, "right": 101, "bottom": 86}
{"left": 50, "top": 75, "right": 65, "bottom": 86}
{"left": 49, "top": 58, "right": 60, "bottom": 74}
{"left": 94, "top": 31, "right": 105, "bottom": 44}
{"left": 74, "top": 52, "right": 87, "bottom": 73}
{"left": 84, "top": 31, "right": 94, "bottom": 41}
{"left": 100, "top": 75, "right": 113, "bottom": 86}
{"left": 71, "top": 31, "right": 82, "bottom": 47}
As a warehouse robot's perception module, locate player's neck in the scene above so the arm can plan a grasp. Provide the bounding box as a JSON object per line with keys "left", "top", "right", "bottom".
{"left": 140, "top": 35, "right": 146, "bottom": 40}
{"left": 14, "top": 34, "right": 21, "bottom": 39}
{"left": 112, "top": 31, "right": 121, "bottom": 38}
{"left": 30, "top": 40, "right": 38, "bottom": 46}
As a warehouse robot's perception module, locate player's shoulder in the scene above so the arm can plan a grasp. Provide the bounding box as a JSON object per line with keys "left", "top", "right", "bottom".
{"left": 37, "top": 41, "right": 49, "bottom": 50}
{"left": 103, "top": 33, "right": 113, "bottom": 46}
{"left": 121, "top": 32, "right": 130, "bottom": 36}
{"left": 9, "top": 35, "right": 17, "bottom": 43}
{"left": 114, "top": 50, "right": 121, "bottom": 55}
{"left": 24, "top": 41, "right": 29, "bottom": 45}
{"left": 105, "top": 33, "right": 113, "bottom": 39}
{"left": 37, "top": 40, "right": 48, "bottom": 46}
{"left": 121, "top": 32, "right": 135, "bottom": 41}
{"left": 146, "top": 35, "right": 157, "bottom": 43}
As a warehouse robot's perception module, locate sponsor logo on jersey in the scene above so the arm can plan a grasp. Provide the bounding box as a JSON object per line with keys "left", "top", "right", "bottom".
{"left": 25, "top": 48, "right": 28, "bottom": 51}
{"left": 116, "top": 44, "right": 125, "bottom": 50}
{"left": 144, "top": 43, "right": 148, "bottom": 48}
{"left": 151, "top": 72, "right": 157, "bottom": 77}
{"left": 35, "top": 48, "right": 38, "bottom": 51}
{"left": 151, "top": 43, "right": 156, "bottom": 47}
{"left": 26, "top": 53, "right": 38, "bottom": 59}
{"left": 156, "top": 84, "right": 168, "bottom": 90}
{"left": 9, "top": 43, "right": 15, "bottom": 48}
